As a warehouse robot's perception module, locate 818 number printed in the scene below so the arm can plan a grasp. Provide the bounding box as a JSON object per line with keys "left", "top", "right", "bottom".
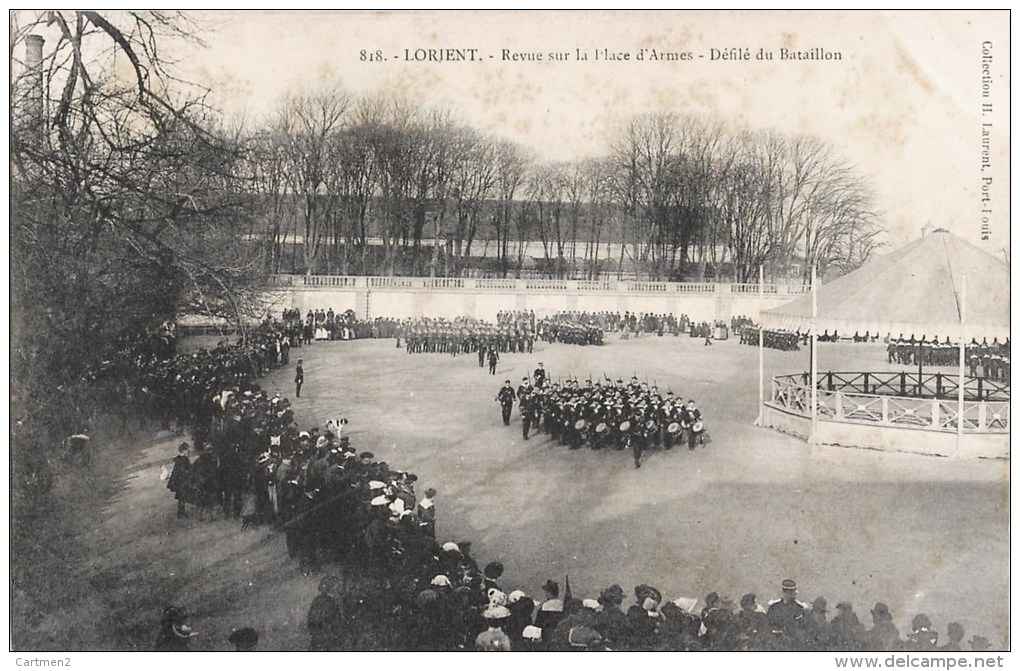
{"left": 360, "top": 50, "right": 386, "bottom": 62}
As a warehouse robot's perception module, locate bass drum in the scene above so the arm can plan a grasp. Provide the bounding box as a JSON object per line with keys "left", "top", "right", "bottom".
{"left": 692, "top": 421, "right": 704, "bottom": 433}
{"left": 595, "top": 422, "right": 608, "bottom": 434}
{"left": 667, "top": 422, "right": 681, "bottom": 434}
{"left": 618, "top": 420, "right": 631, "bottom": 433}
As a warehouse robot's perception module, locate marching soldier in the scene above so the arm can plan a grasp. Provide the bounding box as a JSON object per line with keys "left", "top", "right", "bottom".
{"left": 682, "top": 399, "right": 703, "bottom": 450}
{"left": 533, "top": 362, "right": 547, "bottom": 388}
{"left": 496, "top": 381, "right": 516, "bottom": 426}
{"left": 295, "top": 359, "right": 305, "bottom": 398}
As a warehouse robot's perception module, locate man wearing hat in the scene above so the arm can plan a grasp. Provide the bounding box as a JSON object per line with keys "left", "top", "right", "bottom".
{"left": 166, "top": 442, "right": 192, "bottom": 519}
{"left": 496, "top": 380, "right": 516, "bottom": 426}
{"left": 294, "top": 359, "right": 304, "bottom": 398}
{"left": 533, "top": 362, "right": 547, "bottom": 388}
{"left": 830, "top": 602, "right": 866, "bottom": 651}
{"left": 806, "top": 596, "right": 832, "bottom": 650}
{"left": 681, "top": 399, "right": 703, "bottom": 450}
{"left": 766, "top": 579, "right": 808, "bottom": 650}
{"left": 865, "top": 602, "right": 901, "bottom": 651}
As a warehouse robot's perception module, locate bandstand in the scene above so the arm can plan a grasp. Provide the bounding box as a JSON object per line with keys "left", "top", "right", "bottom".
{"left": 757, "top": 231, "right": 1009, "bottom": 459}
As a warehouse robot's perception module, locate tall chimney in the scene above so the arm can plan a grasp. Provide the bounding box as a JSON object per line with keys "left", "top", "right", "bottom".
{"left": 25, "top": 34, "right": 45, "bottom": 134}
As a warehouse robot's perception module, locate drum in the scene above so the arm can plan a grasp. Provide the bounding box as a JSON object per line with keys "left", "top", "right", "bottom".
{"left": 595, "top": 422, "right": 608, "bottom": 434}
{"left": 692, "top": 421, "right": 704, "bottom": 433}
{"left": 667, "top": 422, "right": 680, "bottom": 434}
{"left": 574, "top": 419, "right": 587, "bottom": 431}
{"left": 619, "top": 420, "right": 631, "bottom": 433}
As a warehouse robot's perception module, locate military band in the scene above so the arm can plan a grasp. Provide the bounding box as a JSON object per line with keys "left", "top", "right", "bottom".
{"left": 501, "top": 374, "right": 709, "bottom": 468}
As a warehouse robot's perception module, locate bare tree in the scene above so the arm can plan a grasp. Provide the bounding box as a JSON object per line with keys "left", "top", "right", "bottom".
{"left": 11, "top": 10, "right": 258, "bottom": 466}
{"left": 273, "top": 88, "right": 351, "bottom": 273}
{"left": 493, "top": 140, "right": 531, "bottom": 277}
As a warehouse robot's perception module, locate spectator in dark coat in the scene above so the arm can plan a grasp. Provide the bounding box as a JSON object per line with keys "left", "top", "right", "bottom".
{"left": 166, "top": 443, "right": 192, "bottom": 518}
{"left": 307, "top": 576, "right": 345, "bottom": 651}
{"left": 866, "top": 602, "right": 901, "bottom": 651}
{"left": 830, "top": 602, "right": 867, "bottom": 651}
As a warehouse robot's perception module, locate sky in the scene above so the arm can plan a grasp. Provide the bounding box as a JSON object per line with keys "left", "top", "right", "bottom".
{"left": 16, "top": 10, "right": 1012, "bottom": 257}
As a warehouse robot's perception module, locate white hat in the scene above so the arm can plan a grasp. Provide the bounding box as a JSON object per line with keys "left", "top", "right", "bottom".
{"left": 522, "top": 625, "right": 542, "bottom": 641}
{"left": 487, "top": 589, "right": 507, "bottom": 607}
{"left": 389, "top": 498, "right": 405, "bottom": 515}
{"left": 441, "top": 542, "right": 460, "bottom": 553}
{"left": 370, "top": 495, "right": 389, "bottom": 506}
{"left": 430, "top": 574, "right": 452, "bottom": 587}
{"left": 483, "top": 605, "right": 511, "bottom": 620}
{"left": 508, "top": 590, "right": 527, "bottom": 604}
{"left": 582, "top": 598, "right": 601, "bottom": 610}
{"left": 368, "top": 480, "right": 387, "bottom": 490}
{"left": 298, "top": 431, "right": 310, "bottom": 439}
{"left": 672, "top": 597, "right": 698, "bottom": 614}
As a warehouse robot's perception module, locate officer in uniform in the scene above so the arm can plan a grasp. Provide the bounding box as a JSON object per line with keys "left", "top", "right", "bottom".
{"left": 488, "top": 348, "right": 500, "bottom": 375}
{"left": 533, "top": 363, "right": 547, "bottom": 388}
{"left": 295, "top": 359, "right": 305, "bottom": 398}
{"left": 766, "top": 578, "right": 808, "bottom": 651}
{"left": 496, "top": 381, "right": 516, "bottom": 425}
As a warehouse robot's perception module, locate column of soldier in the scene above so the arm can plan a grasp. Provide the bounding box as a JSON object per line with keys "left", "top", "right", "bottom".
{"left": 738, "top": 327, "right": 802, "bottom": 351}
{"left": 138, "top": 322, "right": 996, "bottom": 652}
{"left": 400, "top": 316, "right": 537, "bottom": 356}
{"left": 536, "top": 313, "right": 605, "bottom": 345}
{"left": 497, "top": 368, "right": 708, "bottom": 469}
{"left": 887, "top": 336, "right": 1010, "bottom": 381}
{"left": 497, "top": 310, "right": 605, "bottom": 346}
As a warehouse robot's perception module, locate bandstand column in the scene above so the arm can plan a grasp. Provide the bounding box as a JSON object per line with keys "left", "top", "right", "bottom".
{"left": 757, "top": 265, "right": 764, "bottom": 425}
{"left": 810, "top": 265, "right": 818, "bottom": 444}
{"left": 956, "top": 276, "right": 966, "bottom": 458}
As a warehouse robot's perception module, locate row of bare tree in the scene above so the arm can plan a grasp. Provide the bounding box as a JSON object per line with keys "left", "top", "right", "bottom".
{"left": 245, "top": 90, "right": 883, "bottom": 282}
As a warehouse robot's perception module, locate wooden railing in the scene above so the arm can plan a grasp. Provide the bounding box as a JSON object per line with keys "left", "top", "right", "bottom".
{"left": 800, "top": 371, "right": 1010, "bottom": 403}
{"left": 269, "top": 274, "right": 810, "bottom": 297}
{"left": 769, "top": 375, "right": 1009, "bottom": 434}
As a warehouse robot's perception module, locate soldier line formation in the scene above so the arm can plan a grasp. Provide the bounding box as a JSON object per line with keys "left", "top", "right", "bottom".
{"left": 148, "top": 313, "right": 998, "bottom": 651}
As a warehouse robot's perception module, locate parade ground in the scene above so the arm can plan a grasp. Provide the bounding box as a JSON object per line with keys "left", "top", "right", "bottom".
{"left": 20, "top": 334, "right": 1009, "bottom": 650}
